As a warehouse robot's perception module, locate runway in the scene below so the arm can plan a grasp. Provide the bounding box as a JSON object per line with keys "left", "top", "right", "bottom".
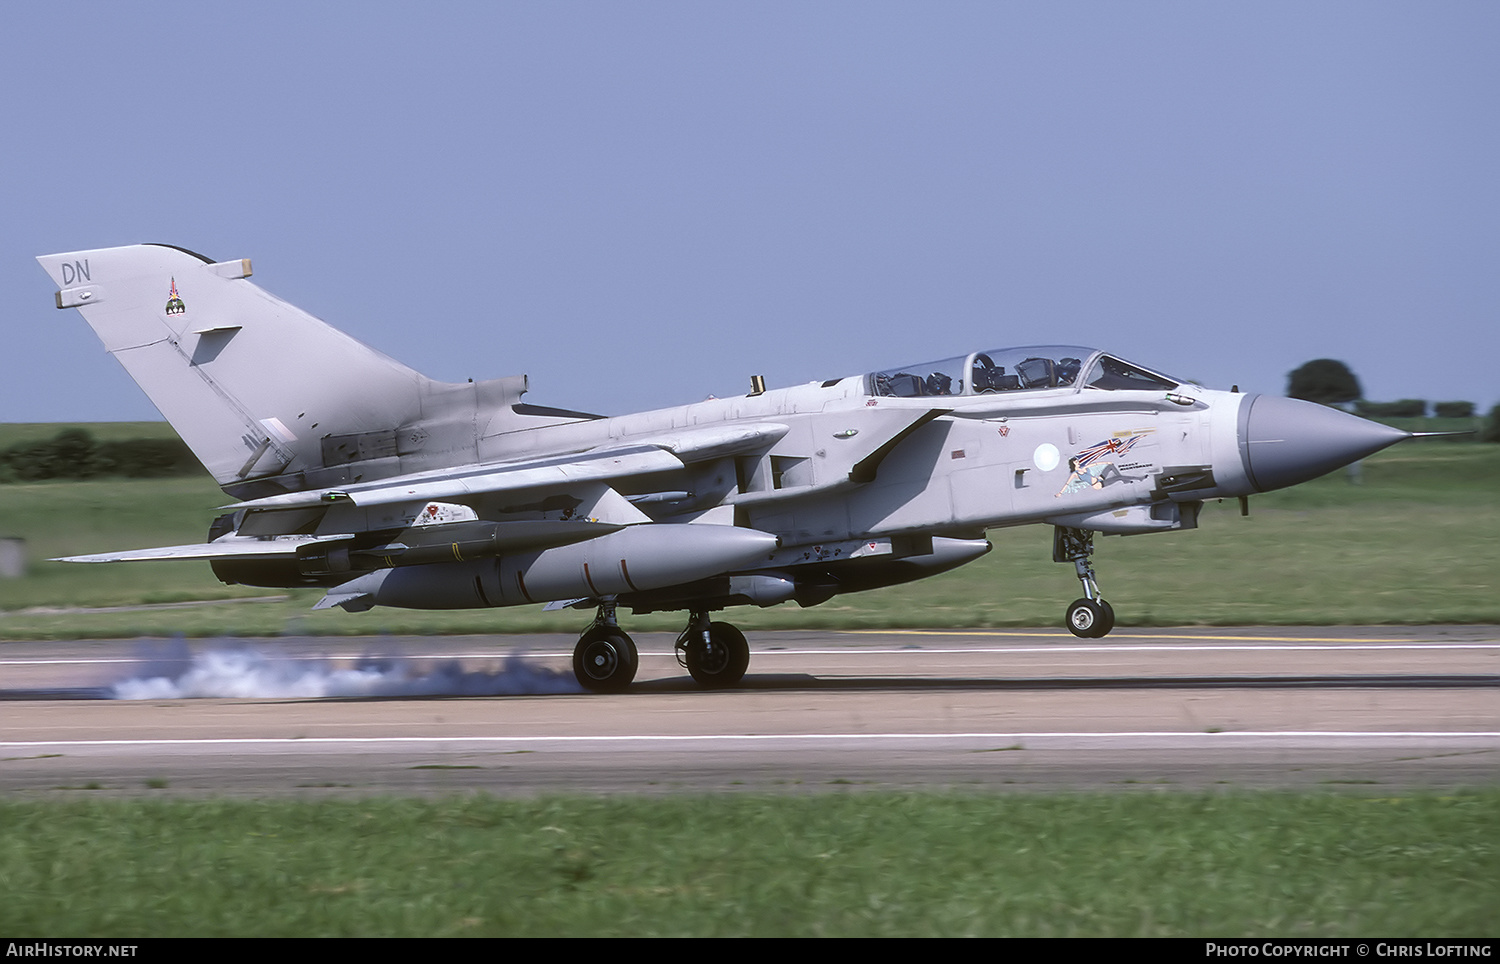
{"left": 1, "top": 626, "right": 1496, "bottom": 796}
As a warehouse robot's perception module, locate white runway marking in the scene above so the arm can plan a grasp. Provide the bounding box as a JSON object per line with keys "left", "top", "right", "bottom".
{"left": 6, "top": 731, "right": 1499, "bottom": 751}
{"left": 747, "top": 644, "right": 1500, "bottom": 656}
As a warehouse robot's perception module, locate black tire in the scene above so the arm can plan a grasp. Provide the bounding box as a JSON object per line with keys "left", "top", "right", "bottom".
{"left": 1065, "top": 598, "right": 1113, "bottom": 639}
{"left": 684, "top": 622, "right": 750, "bottom": 688}
{"left": 573, "top": 626, "right": 639, "bottom": 692}
{"left": 1096, "top": 600, "right": 1116, "bottom": 637}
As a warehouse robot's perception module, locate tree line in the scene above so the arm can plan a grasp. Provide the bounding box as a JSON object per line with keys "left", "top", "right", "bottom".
{"left": 1287, "top": 358, "right": 1498, "bottom": 441}
{"left": 0, "top": 428, "right": 201, "bottom": 483}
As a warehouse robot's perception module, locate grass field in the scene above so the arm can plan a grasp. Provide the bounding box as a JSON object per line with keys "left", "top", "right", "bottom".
{"left": 1, "top": 792, "right": 1493, "bottom": 937}
{"left": 1, "top": 430, "right": 1497, "bottom": 637}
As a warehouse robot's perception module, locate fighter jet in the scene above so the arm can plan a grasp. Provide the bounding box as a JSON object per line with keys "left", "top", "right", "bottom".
{"left": 38, "top": 243, "right": 1416, "bottom": 691}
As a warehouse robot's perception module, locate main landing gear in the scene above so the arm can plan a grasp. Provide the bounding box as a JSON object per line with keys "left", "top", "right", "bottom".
{"left": 570, "top": 602, "right": 751, "bottom": 692}
{"left": 572, "top": 601, "right": 638, "bottom": 693}
{"left": 675, "top": 611, "right": 750, "bottom": 688}
{"left": 1054, "top": 526, "right": 1115, "bottom": 639}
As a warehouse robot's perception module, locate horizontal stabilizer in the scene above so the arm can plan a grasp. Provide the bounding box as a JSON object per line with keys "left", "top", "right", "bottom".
{"left": 53, "top": 535, "right": 348, "bottom": 564}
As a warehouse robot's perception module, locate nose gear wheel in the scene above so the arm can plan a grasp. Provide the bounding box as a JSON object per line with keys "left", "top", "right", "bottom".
{"left": 1055, "top": 527, "right": 1115, "bottom": 638}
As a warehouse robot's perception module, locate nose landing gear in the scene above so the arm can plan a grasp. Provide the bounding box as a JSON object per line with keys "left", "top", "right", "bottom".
{"left": 1055, "top": 526, "right": 1115, "bottom": 638}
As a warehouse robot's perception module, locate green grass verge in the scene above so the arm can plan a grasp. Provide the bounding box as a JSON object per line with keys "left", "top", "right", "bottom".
{"left": 1, "top": 437, "right": 1496, "bottom": 638}
{"left": 0, "top": 791, "right": 1492, "bottom": 937}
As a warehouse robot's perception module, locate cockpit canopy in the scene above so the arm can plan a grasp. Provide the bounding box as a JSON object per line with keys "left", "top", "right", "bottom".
{"left": 867, "top": 346, "right": 1181, "bottom": 398}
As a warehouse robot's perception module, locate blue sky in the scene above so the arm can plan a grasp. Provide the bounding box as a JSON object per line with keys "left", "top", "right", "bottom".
{"left": 4, "top": 2, "right": 1496, "bottom": 422}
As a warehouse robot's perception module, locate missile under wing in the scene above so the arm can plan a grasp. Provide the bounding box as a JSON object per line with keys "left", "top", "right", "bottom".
{"left": 38, "top": 243, "right": 1415, "bottom": 691}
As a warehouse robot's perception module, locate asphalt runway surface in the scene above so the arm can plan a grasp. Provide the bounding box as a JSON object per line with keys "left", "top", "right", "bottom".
{"left": 2, "top": 626, "right": 1496, "bottom": 797}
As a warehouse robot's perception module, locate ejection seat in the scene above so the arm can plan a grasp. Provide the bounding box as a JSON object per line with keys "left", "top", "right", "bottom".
{"left": 1016, "top": 356, "right": 1056, "bottom": 388}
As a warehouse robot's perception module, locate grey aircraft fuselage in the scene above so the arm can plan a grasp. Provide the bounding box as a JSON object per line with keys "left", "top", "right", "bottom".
{"left": 37, "top": 242, "right": 1414, "bottom": 691}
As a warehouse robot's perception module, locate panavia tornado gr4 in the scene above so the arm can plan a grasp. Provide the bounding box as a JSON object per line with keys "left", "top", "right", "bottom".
{"left": 38, "top": 243, "right": 1416, "bottom": 691}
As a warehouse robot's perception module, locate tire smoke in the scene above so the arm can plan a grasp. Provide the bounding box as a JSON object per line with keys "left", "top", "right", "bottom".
{"left": 110, "top": 638, "right": 584, "bottom": 699}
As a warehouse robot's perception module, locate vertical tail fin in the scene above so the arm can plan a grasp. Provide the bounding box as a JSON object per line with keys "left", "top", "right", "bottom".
{"left": 38, "top": 243, "right": 432, "bottom": 491}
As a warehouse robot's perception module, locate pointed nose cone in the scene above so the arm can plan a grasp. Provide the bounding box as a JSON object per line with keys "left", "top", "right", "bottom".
{"left": 1239, "top": 394, "right": 1410, "bottom": 493}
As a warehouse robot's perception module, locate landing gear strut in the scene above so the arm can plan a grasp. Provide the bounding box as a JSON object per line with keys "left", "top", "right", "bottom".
{"left": 1054, "top": 526, "right": 1115, "bottom": 638}
{"left": 675, "top": 611, "right": 750, "bottom": 688}
{"left": 572, "top": 600, "right": 639, "bottom": 692}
